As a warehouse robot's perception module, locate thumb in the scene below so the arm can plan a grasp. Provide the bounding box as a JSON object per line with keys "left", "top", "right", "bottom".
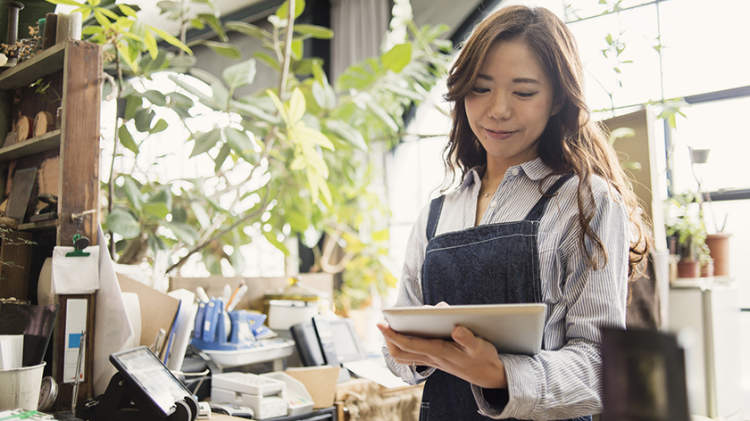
{"left": 451, "top": 325, "right": 478, "bottom": 349}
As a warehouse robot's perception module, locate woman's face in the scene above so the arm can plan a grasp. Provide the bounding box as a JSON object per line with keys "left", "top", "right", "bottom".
{"left": 464, "top": 38, "right": 557, "bottom": 168}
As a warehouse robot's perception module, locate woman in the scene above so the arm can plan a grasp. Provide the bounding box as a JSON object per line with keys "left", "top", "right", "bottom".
{"left": 379, "top": 5, "right": 649, "bottom": 421}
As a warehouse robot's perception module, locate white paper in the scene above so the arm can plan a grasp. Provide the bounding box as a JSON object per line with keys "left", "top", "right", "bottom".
{"left": 166, "top": 289, "right": 197, "bottom": 371}
{"left": 343, "top": 356, "right": 409, "bottom": 389}
{"left": 93, "top": 225, "right": 135, "bottom": 395}
{"left": 63, "top": 298, "right": 87, "bottom": 383}
{"left": 52, "top": 246, "right": 100, "bottom": 294}
{"left": 0, "top": 335, "right": 23, "bottom": 369}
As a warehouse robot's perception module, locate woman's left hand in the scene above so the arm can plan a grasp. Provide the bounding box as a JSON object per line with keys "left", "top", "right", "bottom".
{"left": 378, "top": 323, "right": 507, "bottom": 389}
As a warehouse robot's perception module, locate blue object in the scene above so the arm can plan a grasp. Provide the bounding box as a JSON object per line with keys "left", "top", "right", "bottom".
{"left": 193, "top": 302, "right": 206, "bottom": 339}
{"left": 192, "top": 306, "right": 275, "bottom": 351}
{"left": 69, "top": 333, "right": 82, "bottom": 349}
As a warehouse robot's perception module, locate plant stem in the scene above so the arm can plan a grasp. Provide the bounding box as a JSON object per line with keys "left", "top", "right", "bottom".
{"left": 278, "top": 0, "right": 295, "bottom": 99}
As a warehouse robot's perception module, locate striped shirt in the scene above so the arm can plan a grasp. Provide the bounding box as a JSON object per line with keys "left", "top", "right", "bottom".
{"left": 384, "top": 157, "right": 629, "bottom": 420}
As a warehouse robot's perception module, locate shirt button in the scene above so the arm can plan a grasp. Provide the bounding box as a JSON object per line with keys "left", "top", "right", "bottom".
{"left": 511, "top": 168, "right": 520, "bottom": 176}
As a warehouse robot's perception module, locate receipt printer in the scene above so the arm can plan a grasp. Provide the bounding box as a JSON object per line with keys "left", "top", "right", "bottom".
{"left": 211, "top": 373, "right": 287, "bottom": 419}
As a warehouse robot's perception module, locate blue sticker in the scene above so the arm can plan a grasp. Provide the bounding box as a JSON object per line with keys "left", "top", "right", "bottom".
{"left": 69, "top": 333, "right": 82, "bottom": 349}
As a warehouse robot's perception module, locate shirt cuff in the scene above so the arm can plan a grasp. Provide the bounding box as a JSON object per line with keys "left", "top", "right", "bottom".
{"left": 382, "top": 346, "right": 435, "bottom": 384}
{"left": 472, "top": 353, "right": 541, "bottom": 419}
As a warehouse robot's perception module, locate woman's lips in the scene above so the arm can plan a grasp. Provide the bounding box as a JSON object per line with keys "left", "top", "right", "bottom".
{"left": 484, "top": 127, "right": 517, "bottom": 140}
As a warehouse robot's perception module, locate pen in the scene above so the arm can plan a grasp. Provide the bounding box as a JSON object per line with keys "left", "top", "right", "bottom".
{"left": 227, "top": 284, "right": 247, "bottom": 312}
{"left": 72, "top": 331, "right": 85, "bottom": 414}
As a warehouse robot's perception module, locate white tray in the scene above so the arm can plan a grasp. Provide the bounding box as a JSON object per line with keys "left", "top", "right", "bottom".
{"left": 202, "top": 338, "right": 295, "bottom": 368}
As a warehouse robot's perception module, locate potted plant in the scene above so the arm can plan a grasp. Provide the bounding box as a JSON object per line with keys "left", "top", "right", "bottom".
{"left": 665, "top": 193, "right": 712, "bottom": 278}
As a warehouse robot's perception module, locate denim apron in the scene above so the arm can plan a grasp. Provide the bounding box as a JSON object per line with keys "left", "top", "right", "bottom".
{"left": 418, "top": 174, "right": 590, "bottom": 421}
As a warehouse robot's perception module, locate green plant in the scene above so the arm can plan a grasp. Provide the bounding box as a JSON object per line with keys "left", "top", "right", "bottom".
{"left": 46, "top": 0, "right": 452, "bottom": 311}
{"left": 665, "top": 192, "right": 711, "bottom": 263}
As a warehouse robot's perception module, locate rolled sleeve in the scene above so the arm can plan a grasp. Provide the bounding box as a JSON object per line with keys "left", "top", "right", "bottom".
{"left": 383, "top": 204, "right": 437, "bottom": 383}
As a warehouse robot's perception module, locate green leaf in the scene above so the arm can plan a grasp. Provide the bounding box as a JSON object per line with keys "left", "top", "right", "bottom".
{"left": 134, "top": 108, "right": 155, "bottom": 132}
{"left": 191, "top": 128, "right": 221, "bottom": 157}
{"left": 118, "top": 125, "right": 138, "bottom": 153}
{"left": 291, "top": 38, "right": 303, "bottom": 59}
{"left": 366, "top": 101, "right": 398, "bottom": 132}
{"left": 287, "top": 88, "right": 306, "bottom": 124}
{"left": 253, "top": 51, "right": 280, "bottom": 71}
{"left": 230, "top": 100, "right": 278, "bottom": 123}
{"left": 143, "top": 90, "right": 166, "bottom": 106}
{"left": 143, "top": 202, "right": 169, "bottom": 219}
{"left": 166, "top": 222, "right": 199, "bottom": 245}
{"left": 212, "top": 81, "right": 229, "bottom": 108}
{"left": 122, "top": 176, "right": 143, "bottom": 211}
{"left": 47, "top": 0, "right": 85, "bottom": 5}
{"left": 150, "top": 118, "right": 168, "bottom": 134}
{"left": 98, "top": 7, "right": 119, "bottom": 20}
{"left": 372, "top": 228, "right": 389, "bottom": 242}
{"left": 325, "top": 120, "right": 366, "bottom": 151}
{"left": 214, "top": 143, "right": 231, "bottom": 172}
{"left": 223, "top": 59, "right": 256, "bottom": 90}
{"left": 226, "top": 21, "right": 270, "bottom": 40}
{"left": 147, "top": 233, "right": 167, "bottom": 251}
{"left": 203, "top": 40, "right": 240, "bottom": 59}
{"left": 118, "top": 4, "right": 138, "bottom": 17}
{"left": 191, "top": 201, "right": 211, "bottom": 229}
{"left": 382, "top": 43, "right": 412, "bottom": 73}
{"left": 93, "top": 10, "right": 111, "bottom": 28}
{"left": 190, "top": 18, "right": 205, "bottom": 30}
{"left": 149, "top": 26, "right": 192, "bottom": 55}
{"left": 293, "top": 24, "right": 333, "bottom": 39}
{"left": 106, "top": 208, "right": 141, "bottom": 239}
{"left": 143, "top": 31, "right": 158, "bottom": 60}
{"left": 263, "top": 230, "right": 290, "bottom": 255}
{"left": 224, "top": 127, "right": 254, "bottom": 153}
{"left": 197, "top": 13, "right": 227, "bottom": 41}
{"left": 124, "top": 95, "right": 142, "bottom": 120}
{"left": 276, "top": 0, "right": 305, "bottom": 19}
{"left": 168, "top": 92, "right": 194, "bottom": 109}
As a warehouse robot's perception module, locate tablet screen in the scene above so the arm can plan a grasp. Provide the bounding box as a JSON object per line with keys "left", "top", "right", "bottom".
{"left": 110, "top": 346, "right": 191, "bottom": 416}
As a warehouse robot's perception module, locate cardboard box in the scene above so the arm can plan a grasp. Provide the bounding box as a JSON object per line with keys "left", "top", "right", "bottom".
{"left": 118, "top": 274, "right": 180, "bottom": 360}
{"left": 285, "top": 366, "right": 339, "bottom": 408}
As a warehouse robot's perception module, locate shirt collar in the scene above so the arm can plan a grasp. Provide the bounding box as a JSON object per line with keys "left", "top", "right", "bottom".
{"left": 460, "top": 157, "right": 555, "bottom": 189}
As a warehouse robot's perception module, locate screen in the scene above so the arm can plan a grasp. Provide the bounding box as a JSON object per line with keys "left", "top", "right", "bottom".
{"left": 329, "top": 319, "right": 363, "bottom": 363}
{"left": 110, "top": 347, "right": 191, "bottom": 415}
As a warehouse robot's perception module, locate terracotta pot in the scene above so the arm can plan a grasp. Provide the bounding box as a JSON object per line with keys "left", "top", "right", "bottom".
{"left": 677, "top": 259, "right": 700, "bottom": 278}
{"left": 700, "top": 258, "right": 714, "bottom": 278}
{"left": 705, "top": 233, "right": 731, "bottom": 276}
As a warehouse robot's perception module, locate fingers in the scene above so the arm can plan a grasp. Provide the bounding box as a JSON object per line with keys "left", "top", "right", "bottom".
{"left": 451, "top": 325, "right": 479, "bottom": 350}
{"left": 377, "top": 324, "right": 433, "bottom": 366}
{"left": 435, "top": 301, "right": 450, "bottom": 308}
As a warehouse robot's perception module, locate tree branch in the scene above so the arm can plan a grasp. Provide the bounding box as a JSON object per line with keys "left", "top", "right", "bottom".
{"left": 278, "top": 0, "right": 295, "bottom": 99}
{"left": 165, "top": 187, "right": 273, "bottom": 274}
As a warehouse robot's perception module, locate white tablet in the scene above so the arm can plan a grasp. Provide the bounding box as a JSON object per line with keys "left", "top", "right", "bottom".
{"left": 382, "top": 303, "right": 546, "bottom": 355}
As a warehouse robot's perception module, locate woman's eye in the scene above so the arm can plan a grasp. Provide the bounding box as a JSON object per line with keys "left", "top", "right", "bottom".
{"left": 515, "top": 91, "right": 537, "bottom": 98}
{"left": 471, "top": 86, "right": 490, "bottom": 94}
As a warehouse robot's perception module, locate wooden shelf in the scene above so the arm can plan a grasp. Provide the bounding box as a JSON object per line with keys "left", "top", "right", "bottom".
{"left": 0, "top": 43, "right": 66, "bottom": 90}
{"left": 18, "top": 219, "right": 57, "bottom": 231}
{"left": 0, "top": 130, "right": 61, "bottom": 162}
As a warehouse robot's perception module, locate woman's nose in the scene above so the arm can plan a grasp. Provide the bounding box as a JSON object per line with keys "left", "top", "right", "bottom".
{"left": 488, "top": 93, "right": 511, "bottom": 120}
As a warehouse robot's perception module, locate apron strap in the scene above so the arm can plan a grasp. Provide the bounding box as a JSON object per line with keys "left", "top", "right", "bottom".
{"left": 426, "top": 195, "right": 445, "bottom": 241}
{"left": 524, "top": 173, "right": 574, "bottom": 222}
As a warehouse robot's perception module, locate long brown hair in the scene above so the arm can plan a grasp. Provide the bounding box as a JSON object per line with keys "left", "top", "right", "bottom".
{"left": 444, "top": 5, "right": 649, "bottom": 277}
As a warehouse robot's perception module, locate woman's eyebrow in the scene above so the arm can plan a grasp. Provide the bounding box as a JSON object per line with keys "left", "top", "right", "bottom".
{"left": 513, "top": 77, "right": 540, "bottom": 84}
{"left": 476, "top": 73, "right": 541, "bottom": 84}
